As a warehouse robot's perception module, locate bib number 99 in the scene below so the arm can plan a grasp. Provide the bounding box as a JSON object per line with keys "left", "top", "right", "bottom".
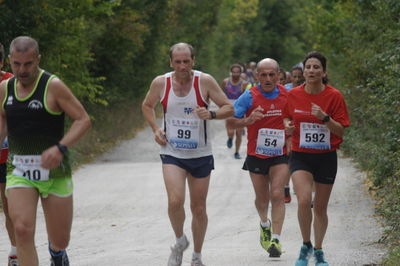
{"left": 177, "top": 129, "right": 191, "bottom": 139}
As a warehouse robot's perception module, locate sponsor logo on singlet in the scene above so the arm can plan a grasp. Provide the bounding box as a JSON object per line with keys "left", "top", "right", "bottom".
{"left": 28, "top": 100, "right": 43, "bottom": 110}
{"left": 184, "top": 107, "right": 194, "bottom": 115}
{"left": 6, "top": 96, "right": 13, "bottom": 105}
{"left": 294, "top": 109, "right": 310, "bottom": 115}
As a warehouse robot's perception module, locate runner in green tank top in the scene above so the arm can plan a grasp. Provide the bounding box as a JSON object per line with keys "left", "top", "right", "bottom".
{"left": 0, "top": 36, "right": 91, "bottom": 266}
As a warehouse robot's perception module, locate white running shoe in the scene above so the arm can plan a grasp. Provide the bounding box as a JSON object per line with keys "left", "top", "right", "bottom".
{"left": 191, "top": 257, "right": 205, "bottom": 266}
{"left": 167, "top": 236, "right": 189, "bottom": 266}
{"left": 8, "top": 255, "right": 19, "bottom": 266}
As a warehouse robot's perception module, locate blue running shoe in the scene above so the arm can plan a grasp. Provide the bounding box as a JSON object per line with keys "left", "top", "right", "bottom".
{"left": 50, "top": 250, "right": 69, "bottom": 266}
{"left": 234, "top": 152, "right": 241, "bottom": 159}
{"left": 314, "top": 249, "right": 329, "bottom": 266}
{"left": 295, "top": 245, "right": 313, "bottom": 266}
{"left": 227, "top": 138, "right": 233, "bottom": 148}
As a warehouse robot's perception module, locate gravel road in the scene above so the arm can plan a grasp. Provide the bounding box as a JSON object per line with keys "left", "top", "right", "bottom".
{"left": 0, "top": 118, "right": 386, "bottom": 265}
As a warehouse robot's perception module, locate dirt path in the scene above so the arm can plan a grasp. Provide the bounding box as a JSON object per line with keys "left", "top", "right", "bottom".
{"left": 0, "top": 118, "right": 386, "bottom": 265}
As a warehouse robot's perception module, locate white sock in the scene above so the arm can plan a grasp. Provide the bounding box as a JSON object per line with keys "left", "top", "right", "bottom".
{"left": 272, "top": 234, "right": 280, "bottom": 241}
{"left": 192, "top": 252, "right": 201, "bottom": 260}
{"left": 260, "top": 219, "right": 271, "bottom": 228}
{"left": 9, "top": 245, "right": 17, "bottom": 256}
{"left": 176, "top": 235, "right": 187, "bottom": 246}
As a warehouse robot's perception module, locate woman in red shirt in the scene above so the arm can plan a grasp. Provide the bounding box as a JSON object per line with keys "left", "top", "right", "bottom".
{"left": 283, "top": 51, "right": 350, "bottom": 266}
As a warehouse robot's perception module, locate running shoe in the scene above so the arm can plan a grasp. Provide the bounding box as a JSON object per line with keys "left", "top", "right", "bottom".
{"left": 234, "top": 152, "right": 241, "bottom": 159}
{"left": 50, "top": 250, "right": 69, "bottom": 266}
{"left": 227, "top": 138, "right": 233, "bottom": 148}
{"left": 284, "top": 186, "right": 291, "bottom": 203}
{"left": 8, "top": 255, "right": 18, "bottom": 266}
{"left": 314, "top": 249, "right": 329, "bottom": 266}
{"left": 191, "top": 257, "right": 205, "bottom": 266}
{"left": 168, "top": 236, "right": 189, "bottom": 266}
{"left": 295, "top": 245, "right": 313, "bottom": 266}
{"left": 259, "top": 222, "right": 272, "bottom": 251}
{"left": 267, "top": 238, "right": 282, "bottom": 258}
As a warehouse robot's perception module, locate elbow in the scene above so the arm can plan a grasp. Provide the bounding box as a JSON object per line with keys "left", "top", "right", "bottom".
{"left": 84, "top": 114, "right": 92, "bottom": 131}
{"left": 228, "top": 105, "right": 234, "bottom": 116}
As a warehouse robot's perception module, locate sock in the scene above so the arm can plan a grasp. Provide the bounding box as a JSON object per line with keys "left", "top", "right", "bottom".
{"left": 9, "top": 245, "right": 17, "bottom": 256}
{"left": 272, "top": 234, "right": 280, "bottom": 241}
{"left": 49, "top": 246, "right": 66, "bottom": 257}
{"left": 192, "top": 252, "right": 201, "bottom": 260}
{"left": 260, "top": 219, "right": 271, "bottom": 228}
{"left": 176, "top": 235, "right": 187, "bottom": 246}
{"left": 303, "top": 241, "right": 313, "bottom": 249}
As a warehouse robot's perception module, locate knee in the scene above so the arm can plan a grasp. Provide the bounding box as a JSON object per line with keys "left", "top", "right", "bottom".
{"left": 254, "top": 196, "right": 268, "bottom": 209}
{"left": 168, "top": 197, "right": 184, "bottom": 212}
{"left": 14, "top": 220, "right": 35, "bottom": 241}
{"left": 297, "top": 197, "right": 312, "bottom": 209}
{"left": 270, "top": 188, "right": 284, "bottom": 203}
{"left": 313, "top": 203, "right": 327, "bottom": 218}
{"left": 190, "top": 202, "right": 206, "bottom": 217}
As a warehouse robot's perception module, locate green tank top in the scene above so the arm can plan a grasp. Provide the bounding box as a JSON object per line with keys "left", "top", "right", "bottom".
{"left": 3, "top": 70, "right": 71, "bottom": 178}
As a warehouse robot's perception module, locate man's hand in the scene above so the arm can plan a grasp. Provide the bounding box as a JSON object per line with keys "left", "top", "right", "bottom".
{"left": 284, "top": 119, "right": 295, "bottom": 135}
{"left": 195, "top": 106, "right": 211, "bottom": 120}
{"left": 154, "top": 128, "right": 167, "bottom": 146}
{"left": 246, "top": 105, "right": 264, "bottom": 125}
{"left": 41, "top": 146, "right": 63, "bottom": 169}
{"left": 311, "top": 103, "right": 327, "bottom": 120}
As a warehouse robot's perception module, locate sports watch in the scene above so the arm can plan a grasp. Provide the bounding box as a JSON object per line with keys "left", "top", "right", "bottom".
{"left": 56, "top": 143, "right": 68, "bottom": 156}
{"left": 321, "top": 115, "right": 330, "bottom": 123}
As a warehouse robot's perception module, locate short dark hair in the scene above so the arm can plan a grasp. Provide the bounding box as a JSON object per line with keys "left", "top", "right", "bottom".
{"left": 169, "top": 43, "right": 195, "bottom": 60}
{"left": 291, "top": 65, "right": 303, "bottom": 73}
{"left": 303, "top": 51, "right": 328, "bottom": 84}
{"left": 279, "top": 68, "right": 286, "bottom": 79}
{"left": 0, "top": 42, "right": 4, "bottom": 62}
{"left": 230, "top": 63, "right": 243, "bottom": 73}
{"left": 9, "top": 36, "right": 40, "bottom": 56}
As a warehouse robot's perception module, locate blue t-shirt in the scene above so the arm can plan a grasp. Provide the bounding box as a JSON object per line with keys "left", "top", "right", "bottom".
{"left": 234, "top": 85, "right": 280, "bottom": 118}
{"left": 284, "top": 83, "right": 293, "bottom": 91}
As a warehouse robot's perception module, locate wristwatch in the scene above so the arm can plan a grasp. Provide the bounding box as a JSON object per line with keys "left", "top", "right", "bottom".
{"left": 209, "top": 111, "right": 217, "bottom": 120}
{"left": 56, "top": 143, "right": 68, "bottom": 156}
{"left": 321, "top": 115, "right": 330, "bottom": 123}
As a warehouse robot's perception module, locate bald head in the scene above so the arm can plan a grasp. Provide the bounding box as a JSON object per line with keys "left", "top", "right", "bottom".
{"left": 9, "top": 36, "right": 39, "bottom": 56}
{"left": 256, "top": 58, "right": 279, "bottom": 72}
{"left": 169, "top": 42, "right": 194, "bottom": 60}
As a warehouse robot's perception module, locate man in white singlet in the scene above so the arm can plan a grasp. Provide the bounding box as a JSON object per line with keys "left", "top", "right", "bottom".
{"left": 142, "top": 42, "right": 233, "bottom": 266}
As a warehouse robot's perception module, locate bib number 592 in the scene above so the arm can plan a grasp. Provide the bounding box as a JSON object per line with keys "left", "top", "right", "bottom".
{"left": 305, "top": 133, "right": 325, "bottom": 143}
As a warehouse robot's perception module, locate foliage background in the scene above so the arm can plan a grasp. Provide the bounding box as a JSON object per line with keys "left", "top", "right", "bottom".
{"left": 0, "top": 0, "right": 399, "bottom": 263}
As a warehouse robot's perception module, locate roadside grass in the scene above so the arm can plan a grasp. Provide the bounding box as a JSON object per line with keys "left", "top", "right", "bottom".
{"left": 70, "top": 97, "right": 150, "bottom": 168}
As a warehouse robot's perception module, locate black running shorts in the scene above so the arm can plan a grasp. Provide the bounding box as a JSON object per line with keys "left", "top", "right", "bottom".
{"left": 289, "top": 151, "right": 337, "bottom": 184}
{"left": 160, "top": 154, "right": 214, "bottom": 178}
{"left": 242, "top": 155, "right": 288, "bottom": 175}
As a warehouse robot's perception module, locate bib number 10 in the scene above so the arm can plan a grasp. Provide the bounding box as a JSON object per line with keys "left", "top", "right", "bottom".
{"left": 23, "top": 169, "right": 42, "bottom": 181}
{"left": 177, "top": 129, "right": 191, "bottom": 139}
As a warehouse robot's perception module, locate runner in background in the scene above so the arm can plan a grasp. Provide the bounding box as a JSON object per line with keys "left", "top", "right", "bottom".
{"left": 221, "top": 64, "right": 248, "bottom": 159}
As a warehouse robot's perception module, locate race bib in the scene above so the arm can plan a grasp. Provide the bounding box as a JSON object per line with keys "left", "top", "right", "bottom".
{"left": 12, "top": 155, "right": 49, "bottom": 181}
{"left": 299, "top": 122, "right": 331, "bottom": 150}
{"left": 255, "top": 128, "right": 285, "bottom": 156}
{"left": 166, "top": 118, "right": 200, "bottom": 150}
